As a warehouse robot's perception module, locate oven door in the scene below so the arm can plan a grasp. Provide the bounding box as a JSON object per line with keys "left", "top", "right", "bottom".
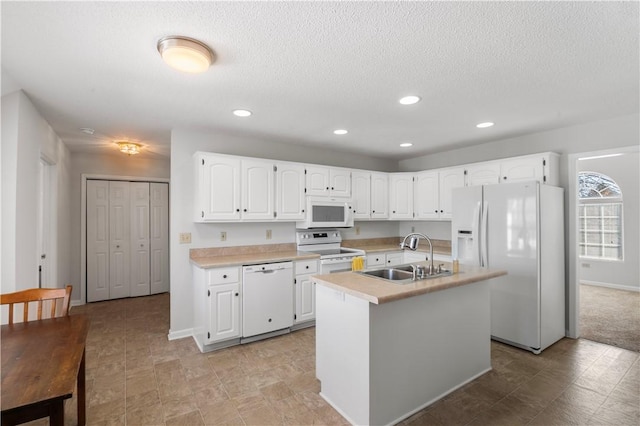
{"left": 320, "top": 258, "right": 354, "bottom": 274}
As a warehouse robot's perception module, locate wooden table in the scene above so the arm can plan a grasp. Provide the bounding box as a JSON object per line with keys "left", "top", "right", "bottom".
{"left": 1, "top": 315, "right": 89, "bottom": 426}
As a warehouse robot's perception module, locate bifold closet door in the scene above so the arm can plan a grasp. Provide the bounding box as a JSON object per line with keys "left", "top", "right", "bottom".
{"left": 108, "top": 181, "right": 131, "bottom": 299}
{"left": 130, "top": 182, "right": 151, "bottom": 297}
{"left": 87, "top": 180, "right": 110, "bottom": 302}
{"left": 150, "top": 183, "right": 169, "bottom": 294}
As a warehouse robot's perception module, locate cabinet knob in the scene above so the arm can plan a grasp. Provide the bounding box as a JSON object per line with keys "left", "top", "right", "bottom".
{"left": 235, "top": 292, "right": 239, "bottom": 296}
{"left": 236, "top": 208, "right": 240, "bottom": 212}
{"left": 302, "top": 209, "right": 305, "bottom": 213}
{"left": 223, "top": 274, "right": 227, "bottom": 278}
{"left": 440, "top": 210, "right": 443, "bottom": 213}
{"left": 503, "top": 176, "right": 507, "bottom": 180}
{"left": 393, "top": 210, "right": 396, "bottom": 213}
{"left": 326, "top": 187, "right": 329, "bottom": 190}
{"left": 268, "top": 318, "right": 272, "bottom": 322}
{"left": 305, "top": 265, "right": 309, "bottom": 269}
{"left": 243, "top": 208, "right": 247, "bottom": 212}
{"left": 435, "top": 210, "right": 438, "bottom": 213}
{"left": 331, "top": 187, "right": 334, "bottom": 190}
{"left": 116, "top": 245, "right": 120, "bottom": 248}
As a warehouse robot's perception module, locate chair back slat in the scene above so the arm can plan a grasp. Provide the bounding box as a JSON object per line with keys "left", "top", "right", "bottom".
{"left": 1, "top": 285, "right": 72, "bottom": 324}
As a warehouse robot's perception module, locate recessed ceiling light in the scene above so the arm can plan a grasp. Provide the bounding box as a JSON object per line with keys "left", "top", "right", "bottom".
{"left": 233, "top": 109, "right": 252, "bottom": 117}
{"left": 80, "top": 127, "right": 95, "bottom": 135}
{"left": 400, "top": 142, "right": 413, "bottom": 148}
{"left": 476, "top": 122, "right": 495, "bottom": 128}
{"left": 157, "top": 36, "right": 214, "bottom": 73}
{"left": 333, "top": 129, "right": 348, "bottom": 135}
{"left": 399, "top": 95, "right": 421, "bottom": 105}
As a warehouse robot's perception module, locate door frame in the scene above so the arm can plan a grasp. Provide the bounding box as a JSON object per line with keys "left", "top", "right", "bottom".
{"left": 80, "top": 174, "right": 169, "bottom": 305}
{"left": 567, "top": 145, "right": 638, "bottom": 339}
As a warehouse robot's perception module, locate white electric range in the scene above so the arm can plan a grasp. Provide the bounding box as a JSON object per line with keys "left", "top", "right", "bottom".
{"left": 296, "top": 229, "right": 365, "bottom": 274}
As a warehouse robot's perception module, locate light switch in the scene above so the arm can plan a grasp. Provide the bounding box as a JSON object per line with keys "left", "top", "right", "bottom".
{"left": 179, "top": 233, "right": 191, "bottom": 244}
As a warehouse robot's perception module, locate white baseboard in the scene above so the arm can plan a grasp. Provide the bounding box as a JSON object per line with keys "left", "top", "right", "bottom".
{"left": 581, "top": 280, "right": 640, "bottom": 293}
{"left": 168, "top": 328, "right": 193, "bottom": 341}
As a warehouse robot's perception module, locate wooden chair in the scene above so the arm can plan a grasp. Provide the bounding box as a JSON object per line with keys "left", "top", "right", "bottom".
{"left": 1, "top": 285, "right": 72, "bottom": 324}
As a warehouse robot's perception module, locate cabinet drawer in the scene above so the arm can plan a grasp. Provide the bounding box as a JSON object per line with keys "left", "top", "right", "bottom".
{"left": 366, "top": 254, "right": 385, "bottom": 267}
{"left": 295, "top": 260, "right": 318, "bottom": 275}
{"left": 207, "top": 267, "right": 240, "bottom": 285}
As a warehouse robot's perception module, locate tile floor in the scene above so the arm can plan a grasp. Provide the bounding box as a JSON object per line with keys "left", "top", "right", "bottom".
{"left": 40, "top": 293, "right": 640, "bottom": 425}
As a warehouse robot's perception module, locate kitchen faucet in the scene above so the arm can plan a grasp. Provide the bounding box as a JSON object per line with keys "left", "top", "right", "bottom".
{"left": 400, "top": 232, "right": 435, "bottom": 275}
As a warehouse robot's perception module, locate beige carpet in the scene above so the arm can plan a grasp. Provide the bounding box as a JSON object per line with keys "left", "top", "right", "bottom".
{"left": 580, "top": 283, "right": 640, "bottom": 352}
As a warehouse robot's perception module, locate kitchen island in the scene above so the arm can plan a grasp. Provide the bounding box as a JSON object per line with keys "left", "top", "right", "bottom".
{"left": 313, "top": 263, "right": 507, "bottom": 426}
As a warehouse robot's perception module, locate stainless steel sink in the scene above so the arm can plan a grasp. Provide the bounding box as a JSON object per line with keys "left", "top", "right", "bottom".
{"left": 362, "top": 268, "right": 414, "bottom": 281}
{"left": 360, "top": 265, "right": 453, "bottom": 284}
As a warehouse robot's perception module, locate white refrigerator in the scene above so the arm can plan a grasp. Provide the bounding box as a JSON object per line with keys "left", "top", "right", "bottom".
{"left": 452, "top": 181, "right": 565, "bottom": 354}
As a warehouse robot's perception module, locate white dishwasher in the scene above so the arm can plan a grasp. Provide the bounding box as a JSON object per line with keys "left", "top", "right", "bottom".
{"left": 242, "top": 262, "right": 294, "bottom": 338}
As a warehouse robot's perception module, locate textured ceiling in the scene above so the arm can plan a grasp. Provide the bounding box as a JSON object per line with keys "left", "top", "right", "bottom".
{"left": 1, "top": 1, "right": 638, "bottom": 160}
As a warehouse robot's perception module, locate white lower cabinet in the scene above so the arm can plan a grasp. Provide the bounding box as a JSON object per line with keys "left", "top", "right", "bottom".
{"left": 193, "top": 266, "right": 242, "bottom": 350}
{"left": 385, "top": 252, "right": 403, "bottom": 266}
{"left": 294, "top": 259, "right": 318, "bottom": 324}
{"left": 366, "top": 251, "right": 403, "bottom": 268}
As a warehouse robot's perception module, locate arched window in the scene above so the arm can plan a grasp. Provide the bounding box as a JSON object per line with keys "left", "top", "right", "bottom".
{"left": 578, "top": 172, "right": 623, "bottom": 260}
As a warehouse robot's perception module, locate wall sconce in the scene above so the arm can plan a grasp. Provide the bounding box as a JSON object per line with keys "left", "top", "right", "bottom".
{"left": 117, "top": 142, "right": 141, "bottom": 155}
{"left": 157, "top": 36, "right": 214, "bottom": 73}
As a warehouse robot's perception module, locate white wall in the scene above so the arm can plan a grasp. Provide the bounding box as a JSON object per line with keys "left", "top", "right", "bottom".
{"left": 577, "top": 150, "right": 639, "bottom": 291}
{"left": 1, "top": 91, "right": 73, "bottom": 295}
{"left": 69, "top": 152, "right": 171, "bottom": 301}
{"left": 169, "top": 128, "right": 398, "bottom": 337}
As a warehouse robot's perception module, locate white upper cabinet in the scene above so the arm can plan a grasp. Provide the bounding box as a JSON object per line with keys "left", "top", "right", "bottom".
{"left": 275, "top": 162, "right": 306, "bottom": 221}
{"left": 351, "top": 171, "right": 371, "bottom": 219}
{"left": 306, "top": 166, "right": 351, "bottom": 197}
{"left": 465, "top": 162, "right": 501, "bottom": 186}
{"left": 414, "top": 171, "right": 439, "bottom": 220}
{"left": 438, "top": 167, "right": 466, "bottom": 219}
{"left": 196, "top": 153, "right": 241, "bottom": 221}
{"left": 499, "top": 152, "right": 559, "bottom": 185}
{"left": 370, "top": 172, "right": 389, "bottom": 219}
{"left": 414, "top": 167, "right": 465, "bottom": 220}
{"left": 241, "top": 159, "right": 275, "bottom": 220}
{"left": 389, "top": 173, "right": 414, "bottom": 219}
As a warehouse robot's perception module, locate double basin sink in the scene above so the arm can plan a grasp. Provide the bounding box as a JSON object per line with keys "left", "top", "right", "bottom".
{"left": 359, "top": 264, "right": 452, "bottom": 284}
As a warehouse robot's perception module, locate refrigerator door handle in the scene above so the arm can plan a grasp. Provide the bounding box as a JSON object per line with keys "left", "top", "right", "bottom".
{"left": 472, "top": 202, "right": 482, "bottom": 265}
{"left": 480, "top": 201, "right": 489, "bottom": 267}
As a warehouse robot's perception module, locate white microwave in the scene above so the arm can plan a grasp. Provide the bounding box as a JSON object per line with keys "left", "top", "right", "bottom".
{"left": 296, "top": 197, "right": 354, "bottom": 229}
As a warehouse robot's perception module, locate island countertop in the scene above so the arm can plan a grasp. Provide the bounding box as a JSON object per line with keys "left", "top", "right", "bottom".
{"left": 313, "top": 262, "right": 506, "bottom": 304}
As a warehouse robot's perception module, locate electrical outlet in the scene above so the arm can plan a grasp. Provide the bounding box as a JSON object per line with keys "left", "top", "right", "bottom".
{"left": 355, "top": 226, "right": 360, "bottom": 235}
{"left": 266, "top": 229, "right": 272, "bottom": 240}
{"left": 220, "top": 231, "right": 227, "bottom": 241}
{"left": 179, "top": 232, "right": 191, "bottom": 244}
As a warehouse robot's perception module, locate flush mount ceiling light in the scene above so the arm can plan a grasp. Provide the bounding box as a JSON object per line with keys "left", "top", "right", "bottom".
{"left": 399, "top": 95, "right": 421, "bottom": 105}
{"left": 333, "top": 129, "right": 348, "bottom": 135}
{"left": 476, "top": 122, "right": 495, "bottom": 128}
{"left": 116, "top": 141, "right": 141, "bottom": 155}
{"left": 233, "top": 109, "right": 252, "bottom": 117}
{"left": 400, "top": 142, "right": 413, "bottom": 148}
{"left": 80, "top": 127, "right": 95, "bottom": 135}
{"left": 157, "top": 36, "right": 214, "bottom": 73}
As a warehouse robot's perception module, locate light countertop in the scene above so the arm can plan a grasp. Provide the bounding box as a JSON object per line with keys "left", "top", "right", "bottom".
{"left": 190, "top": 250, "right": 319, "bottom": 269}
{"left": 313, "top": 262, "right": 506, "bottom": 304}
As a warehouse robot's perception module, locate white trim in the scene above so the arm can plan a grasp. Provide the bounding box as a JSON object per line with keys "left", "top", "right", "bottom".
{"left": 581, "top": 280, "right": 640, "bottom": 293}
{"left": 168, "top": 328, "right": 193, "bottom": 341}
{"left": 569, "top": 145, "right": 639, "bottom": 339}
{"left": 80, "top": 174, "right": 170, "bottom": 304}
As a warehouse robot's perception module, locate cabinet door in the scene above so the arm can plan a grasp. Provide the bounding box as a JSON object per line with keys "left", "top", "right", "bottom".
{"left": 198, "top": 155, "right": 241, "bottom": 221}
{"left": 275, "top": 163, "right": 306, "bottom": 221}
{"left": 389, "top": 173, "right": 414, "bottom": 219}
{"left": 351, "top": 171, "right": 371, "bottom": 219}
{"left": 465, "top": 162, "right": 501, "bottom": 186}
{"left": 295, "top": 274, "right": 316, "bottom": 323}
{"left": 208, "top": 283, "right": 241, "bottom": 343}
{"left": 150, "top": 183, "right": 169, "bottom": 294}
{"left": 500, "top": 157, "right": 544, "bottom": 183}
{"left": 414, "top": 171, "right": 439, "bottom": 219}
{"left": 439, "top": 167, "right": 466, "bottom": 219}
{"left": 371, "top": 172, "right": 389, "bottom": 219}
{"left": 330, "top": 168, "right": 351, "bottom": 197}
{"left": 306, "top": 166, "right": 330, "bottom": 196}
{"left": 241, "top": 159, "right": 274, "bottom": 220}
{"left": 130, "top": 182, "right": 150, "bottom": 297}
{"left": 109, "top": 181, "right": 131, "bottom": 299}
